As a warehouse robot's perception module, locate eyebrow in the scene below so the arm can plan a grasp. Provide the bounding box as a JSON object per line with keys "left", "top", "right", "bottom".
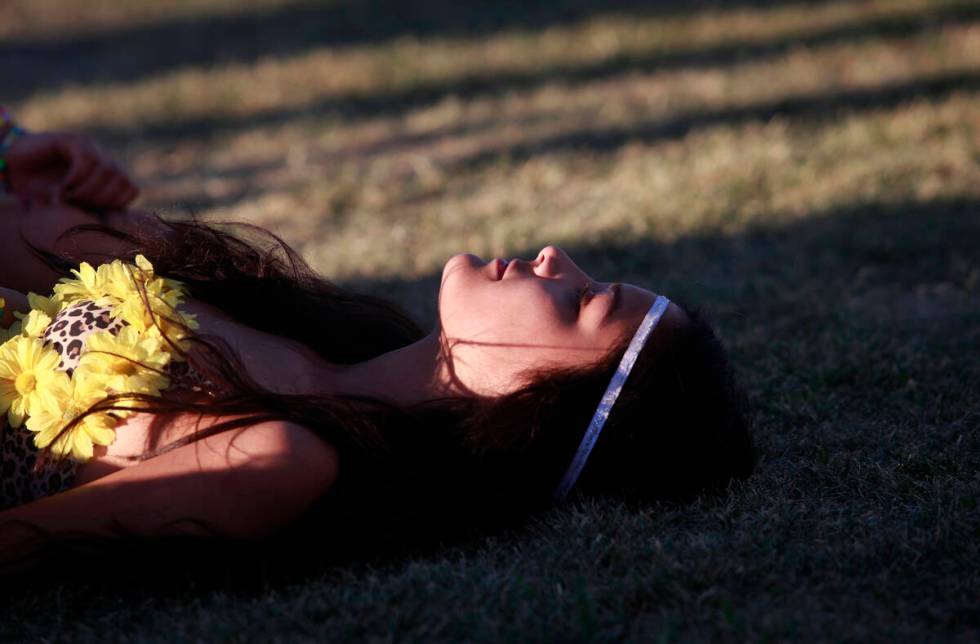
{"left": 600, "top": 283, "right": 622, "bottom": 325}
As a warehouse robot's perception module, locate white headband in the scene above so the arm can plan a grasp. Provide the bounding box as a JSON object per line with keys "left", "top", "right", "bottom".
{"left": 553, "top": 294, "right": 671, "bottom": 502}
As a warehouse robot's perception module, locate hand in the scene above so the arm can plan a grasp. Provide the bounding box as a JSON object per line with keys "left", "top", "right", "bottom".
{"left": 5, "top": 132, "right": 139, "bottom": 209}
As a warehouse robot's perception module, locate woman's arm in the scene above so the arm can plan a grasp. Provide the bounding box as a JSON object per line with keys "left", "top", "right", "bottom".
{"left": 0, "top": 201, "right": 172, "bottom": 295}
{"left": 0, "top": 420, "right": 338, "bottom": 560}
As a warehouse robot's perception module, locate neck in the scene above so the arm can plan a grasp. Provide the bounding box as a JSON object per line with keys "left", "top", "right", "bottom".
{"left": 312, "top": 326, "right": 467, "bottom": 405}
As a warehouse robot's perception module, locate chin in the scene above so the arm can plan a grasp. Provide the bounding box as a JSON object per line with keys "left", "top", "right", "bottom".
{"left": 439, "top": 253, "right": 483, "bottom": 312}
{"left": 442, "top": 253, "right": 482, "bottom": 278}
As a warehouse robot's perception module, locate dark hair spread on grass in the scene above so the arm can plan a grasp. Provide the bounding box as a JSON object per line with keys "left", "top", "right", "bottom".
{"left": 1, "top": 215, "right": 755, "bottom": 580}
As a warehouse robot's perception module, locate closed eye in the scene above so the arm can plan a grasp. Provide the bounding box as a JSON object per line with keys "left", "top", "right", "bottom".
{"left": 578, "top": 282, "right": 621, "bottom": 321}
{"left": 577, "top": 284, "right": 594, "bottom": 306}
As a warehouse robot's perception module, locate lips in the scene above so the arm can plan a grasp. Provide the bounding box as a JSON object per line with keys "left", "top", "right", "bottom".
{"left": 493, "top": 258, "right": 509, "bottom": 280}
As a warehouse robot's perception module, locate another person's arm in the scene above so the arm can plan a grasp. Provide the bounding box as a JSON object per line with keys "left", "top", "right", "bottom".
{"left": 2, "top": 107, "right": 139, "bottom": 210}
{"left": 0, "top": 199, "right": 171, "bottom": 295}
{"left": 1, "top": 109, "right": 167, "bottom": 294}
{"left": 1, "top": 107, "right": 154, "bottom": 294}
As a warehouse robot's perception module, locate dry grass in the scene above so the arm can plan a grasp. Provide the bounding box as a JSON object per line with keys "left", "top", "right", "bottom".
{"left": 12, "top": 0, "right": 979, "bottom": 283}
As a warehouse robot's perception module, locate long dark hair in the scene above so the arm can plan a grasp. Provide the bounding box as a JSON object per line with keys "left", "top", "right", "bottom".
{"left": 1, "top": 214, "right": 755, "bottom": 583}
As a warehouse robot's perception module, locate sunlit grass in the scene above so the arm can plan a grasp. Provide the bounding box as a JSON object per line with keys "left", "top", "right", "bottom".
{"left": 15, "top": 0, "right": 976, "bottom": 130}
{"left": 0, "top": 0, "right": 313, "bottom": 39}
{"left": 12, "top": 1, "right": 976, "bottom": 281}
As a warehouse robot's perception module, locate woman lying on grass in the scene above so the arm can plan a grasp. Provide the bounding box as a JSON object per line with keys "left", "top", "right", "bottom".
{"left": 0, "top": 111, "right": 755, "bottom": 576}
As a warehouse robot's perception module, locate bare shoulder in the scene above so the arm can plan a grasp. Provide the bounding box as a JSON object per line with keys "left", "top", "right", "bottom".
{"left": 158, "top": 417, "right": 340, "bottom": 503}
{"left": 245, "top": 420, "right": 340, "bottom": 491}
{"left": 141, "top": 418, "right": 339, "bottom": 538}
{"left": 218, "top": 419, "right": 340, "bottom": 531}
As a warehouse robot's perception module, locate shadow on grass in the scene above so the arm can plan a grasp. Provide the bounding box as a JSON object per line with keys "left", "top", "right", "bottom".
{"left": 142, "top": 69, "right": 980, "bottom": 215}
{"left": 1, "top": 197, "right": 976, "bottom": 609}
{"left": 69, "top": 1, "right": 980, "bottom": 147}
{"left": 0, "top": 0, "right": 850, "bottom": 102}
{"left": 450, "top": 69, "right": 980, "bottom": 171}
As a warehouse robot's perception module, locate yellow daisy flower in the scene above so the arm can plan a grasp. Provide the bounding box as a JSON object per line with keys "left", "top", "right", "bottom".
{"left": 103, "top": 259, "right": 176, "bottom": 306}
{"left": 113, "top": 291, "right": 168, "bottom": 335}
{"left": 3, "top": 254, "right": 197, "bottom": 463}
{"left": 80, "top": 256, "right": 191, "bottom": 336}
{"left": 75, "top": 327, "right": 172, "bottom": 398}
{"left": 135, "top": 254, "right": 186, "bottom": 296}
{"left": 18, "top": 309, "right": 52, "bottom": 338}
{"left": 27, "top": 292, "right": 60, "bottom": 317}
{"left": 52, "top": 261, "right": 106, "bottom": 304}
{"left": 10, "top": 293, "right": 56, "bottom": 338}
{"left": 54, "top": 259, "right": 133, "bottom": 304}
{"left": 98, "top": 260, "right": 137, "bottom": 301}
{"left": 26, "top": 373, "right": 117, "bottom": 463}
{"left": 54, "top": 256, "right": 185, "bottom": 307}
{"left": 115, "top": 292, "right": 196, "bottom": 350}
{"left": 134, "top": 254, "right": 154, "bottom": 276}
{"left": 0, "top": 335, "right": 70, "bottom": 428}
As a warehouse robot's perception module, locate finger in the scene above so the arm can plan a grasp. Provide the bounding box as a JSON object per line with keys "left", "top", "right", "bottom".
{"left": 58, "top": 139, "right": 97, "bottom": 188}
{"left": 121, "top": 182, "right": 140, "bottom": 205}
{"left": 88, "top": 175, "right": 130, "bottom": 209}
{"left": 107, "top": 177, "right": 139, "bottom": 209}
{"left": 68, "top": 166, "right": 114, "bottom": 204}
{"left": 93, "top": 148, "right": 139, "bottom": 195}
{"left": 61, "top": 158, "right": 99, "bottom": 199}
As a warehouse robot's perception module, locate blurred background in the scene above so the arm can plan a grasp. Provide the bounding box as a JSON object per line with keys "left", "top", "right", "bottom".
{"left": 2, "top": 1, "right": 979, "bottom": 640}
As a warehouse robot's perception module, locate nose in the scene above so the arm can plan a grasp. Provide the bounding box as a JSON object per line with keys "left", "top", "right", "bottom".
{"left": 534, "top": 245, "right": 564, "bottom": 275}
{"left": 536, "top": 245, "right": 562, "bottom": 262}
{"left": 535, "top": 245, "right": 589, "bottom": 281}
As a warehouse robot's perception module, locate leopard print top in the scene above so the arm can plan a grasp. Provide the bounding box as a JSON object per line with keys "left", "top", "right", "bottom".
{"left": 1, "top": 299, "right": 208, "bottom": 511}
{"left": 42, "top": 300, "right": 128, "bottom": 375}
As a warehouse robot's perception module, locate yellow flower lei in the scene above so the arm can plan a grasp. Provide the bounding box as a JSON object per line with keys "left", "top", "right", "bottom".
{"left": 0, "top": 255, "right": 198, "bottom": 463}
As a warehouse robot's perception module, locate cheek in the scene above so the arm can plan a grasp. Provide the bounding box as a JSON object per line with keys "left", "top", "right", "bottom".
{"left": 442, "top": 290, "right": 529, "bottom": 342}
{"left": 448, "top": 294, "right": 569, "bottom": 349}
{"left": 438, "top": 258, "right": 575, "bottom": 343}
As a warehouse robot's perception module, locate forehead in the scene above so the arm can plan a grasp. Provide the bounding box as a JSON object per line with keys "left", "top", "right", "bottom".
{"left": 615, "top": 284, "right": 659, "bottom": 325}
{"left": 602, "top": 284, "right": 687, "bottom": 345}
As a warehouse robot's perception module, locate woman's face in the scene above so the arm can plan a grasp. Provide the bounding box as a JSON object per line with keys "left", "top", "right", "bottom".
{"left": 437, "top": 245, "right": 663, "bottom": 396}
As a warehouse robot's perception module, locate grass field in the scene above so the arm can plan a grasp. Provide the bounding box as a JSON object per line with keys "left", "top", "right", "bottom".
{"left": 2, "top": 0, "right": 979, "bottom": 640}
